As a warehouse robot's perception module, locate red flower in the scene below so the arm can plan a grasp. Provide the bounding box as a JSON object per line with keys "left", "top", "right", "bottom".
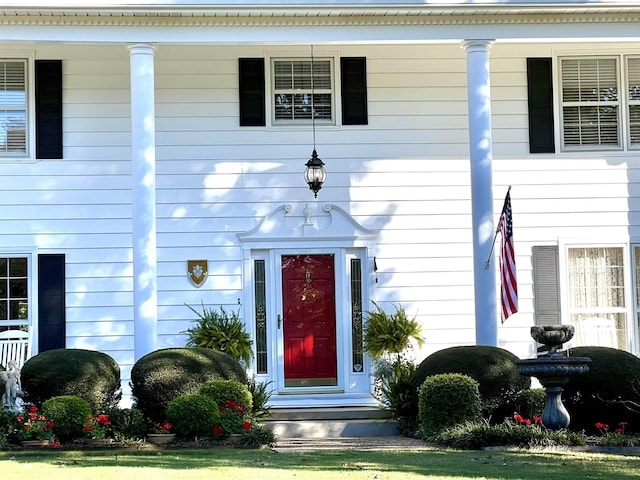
{"left": 47, "top": 421, "right": 55, "bottom": 428}
{"left": 95, "top": 414, "right": 111, "bottom": 425}
{"left": 213, "top": 425, "right": 223, "bottom": 436}
{"left": 595, "top": 422, "right": 609, "bottom": 430}
{"left": 29, "top": 406, "right": 38, "bottom": 413}
{"left": 24, "top": 425, "right": 32, "bottom": 430}
{"left": 84, "top": 425, "right": 94, "bottom": 432}
{"left": 51, "top": 441, "right": 61, "bottom": 448}
{"left": 241, "top": 421, "right": 252, "bottom": 430}
{"left": 237, "top": 406, "right": 244, "bottom": 413}
{"left": 513, "top": 413, "right": 524, "bottom": 424}
{"left": 523, "top": 418, "right": 531, "bottom": 425}
{"left": 226, "top": 401, "right": 237, "bottom": 407}
{"left": 615, "top": 428, "right": 623, "bottom": 433}
{"left": 533, "top": 416, "right": 543, "bottom": 424}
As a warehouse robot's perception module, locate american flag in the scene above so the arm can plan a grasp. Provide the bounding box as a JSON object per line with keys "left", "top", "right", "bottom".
{"left": 499, "top": 191, "right": 518, "bottom": 322}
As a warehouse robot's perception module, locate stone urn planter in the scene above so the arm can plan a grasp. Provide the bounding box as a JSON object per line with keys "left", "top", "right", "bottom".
{"left": 517, "top": 325, "right": 591, "bottom": 430}
{"left": 147, "top": 433, "right": 176, "bottom": 445}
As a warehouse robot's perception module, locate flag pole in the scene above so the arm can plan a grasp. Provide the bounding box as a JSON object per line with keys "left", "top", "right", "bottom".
{"left": 484, "top": 185, "right": 512, "bottom": 270}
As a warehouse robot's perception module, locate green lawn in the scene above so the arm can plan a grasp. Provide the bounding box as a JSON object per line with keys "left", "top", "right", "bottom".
{"left": 1, "top": 447, "right": 639, "bottom": 480}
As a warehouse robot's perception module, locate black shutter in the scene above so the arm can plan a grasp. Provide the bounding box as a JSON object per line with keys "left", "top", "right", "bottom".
{"left": 527, "top": 58, "right": 555, "bottom": 154}
{"left": 239, "top": 58, "right": 266, "bottom": 127}
{"left": 35, "top": 60, "right": 63, "bottom": 159}
{"left": 341, "top": 57, "right": 368, "bottom": 125}
{"left": 38, "top": 254, "right": 66, "bottom": 352}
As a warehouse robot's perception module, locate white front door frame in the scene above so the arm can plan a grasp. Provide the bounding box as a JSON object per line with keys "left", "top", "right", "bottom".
{"left": 238, "top": 203, "right": 378, "bottom": 407}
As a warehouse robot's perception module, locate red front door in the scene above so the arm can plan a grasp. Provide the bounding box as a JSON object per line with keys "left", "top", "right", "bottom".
{"left": 281, "top": 254, "right": 337, "bottom": 387}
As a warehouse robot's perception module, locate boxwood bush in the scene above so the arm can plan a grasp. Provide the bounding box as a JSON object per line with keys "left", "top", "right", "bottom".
{"left": 564, "top": 346, "right": 640, "bottom": 433}
{"left": 21, "top": 349, "right": 121, "bottom": 412}
{"left": 41, "top": 395, "right": 93, "bottom": 441}
{"left": 419, "top": 373, "right": 482, "bottom": 437}
{"left": 414, "top": 345, "right": 530, "bottom": 420}
{"left": 199, "top": 379, "right": 253, "bottom": 413}
{"left": 130, "top": 347, "right": 247, "bottom": 422}
{"left": 165, "top": 394, "right": 220, "bottom": 440}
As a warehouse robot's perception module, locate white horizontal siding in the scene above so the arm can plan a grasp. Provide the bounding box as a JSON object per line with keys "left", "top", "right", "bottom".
{"left": 1, "top": 38, "right": 640, "bottom": 390}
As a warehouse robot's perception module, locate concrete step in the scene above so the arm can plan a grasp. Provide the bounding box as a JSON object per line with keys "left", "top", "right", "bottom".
{"left": 263, "top": 407, "right": 399, "bottom": 438}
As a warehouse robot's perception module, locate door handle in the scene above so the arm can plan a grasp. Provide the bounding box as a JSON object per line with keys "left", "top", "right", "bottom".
{"left": 277, "top": 314, "right": 282, "bottom": 329}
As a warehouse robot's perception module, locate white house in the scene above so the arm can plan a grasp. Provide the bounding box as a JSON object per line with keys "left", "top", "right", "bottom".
{"left": 1, "top": 0, "right": 639, "bottom": 408}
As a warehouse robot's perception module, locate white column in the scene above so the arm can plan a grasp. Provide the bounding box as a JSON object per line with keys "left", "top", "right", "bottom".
{"left": 461, "top": 39, "right": 498, "bottom": 347}
{"left": 128, "top": 44, "right": 158, "bottom": 360}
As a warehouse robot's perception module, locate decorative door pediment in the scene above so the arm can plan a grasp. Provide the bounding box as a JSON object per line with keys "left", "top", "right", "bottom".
{"left": 237, "top": 203, "right": 377, "bottom": 245}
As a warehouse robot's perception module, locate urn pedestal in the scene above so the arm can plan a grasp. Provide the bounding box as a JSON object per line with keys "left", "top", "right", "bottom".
{"left": 517, "top": 325, "right": 591, "bottom": 430}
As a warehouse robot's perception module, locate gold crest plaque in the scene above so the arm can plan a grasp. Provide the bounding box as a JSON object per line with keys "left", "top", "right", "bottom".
{"left": 188, "top": 260, "right": 208, "bottom": 287}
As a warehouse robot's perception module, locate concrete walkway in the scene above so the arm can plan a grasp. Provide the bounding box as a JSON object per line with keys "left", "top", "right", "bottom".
{"left": 273, "top": 436, "right": 436, "bottom": 453}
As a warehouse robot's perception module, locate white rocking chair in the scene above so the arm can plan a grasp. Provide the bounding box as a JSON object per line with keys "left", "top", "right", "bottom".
{"left": 0, "top": 329, "right": 30, "bottom": 370}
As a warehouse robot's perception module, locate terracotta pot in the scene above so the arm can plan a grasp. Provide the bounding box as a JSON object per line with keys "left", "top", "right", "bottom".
{"left": 147, "top": 433, "right": 176, "bottom": 445}
{"left": 21, "top": 439, "right": 50, "bottom": 447}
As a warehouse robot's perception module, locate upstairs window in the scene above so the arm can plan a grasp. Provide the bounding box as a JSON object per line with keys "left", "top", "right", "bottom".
{"left": 0, "top": 60, "right": 27, "bottom": 156}
{"left": 560, "top": 57, "right": 620, "bottom": 150}
{"left": 627, "top": 56, "right": 640, "bottom": 146}
{"left": 272, "top": 59, "right": 333, "bottom": 124}
{"left": 558, "top": 55, "right": 640, "bottom": 151}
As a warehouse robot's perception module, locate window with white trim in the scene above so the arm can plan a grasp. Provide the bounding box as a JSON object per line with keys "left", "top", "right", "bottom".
{"left": 627, "top": 57, "right": 640, "bottom": 146}
{"left": 272, "top": 58, "right": 334, "bottom": 124}
{"left": 0, "top": 60, "right": 27, "bottom": 156}
{"left": 560, "top": 55, "right": 640, "bottom": 151}
{"left": 0, "top": 257, "right": 29, "bottom": 329}
{"left": 567, "top": 246, "right": 627, "bottom": 349}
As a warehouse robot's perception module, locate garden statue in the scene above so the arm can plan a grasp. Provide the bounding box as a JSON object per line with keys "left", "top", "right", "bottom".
{"left": 1, "top": 360, "right": 24, "bottom": 412}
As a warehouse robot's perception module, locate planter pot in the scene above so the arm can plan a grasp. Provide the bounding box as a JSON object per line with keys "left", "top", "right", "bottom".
{"left": 21, "top": 439, "right": 50, "bottom": 447}
{"left": 87, "top": 438, "right": 114, "bottom": 447}
{"left": 147, "top": 433, "right": 176, "bottom": 445}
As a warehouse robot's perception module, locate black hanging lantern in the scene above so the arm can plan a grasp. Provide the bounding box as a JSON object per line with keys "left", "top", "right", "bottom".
{"left": 303, "top": 44, "right": 326, "bottom": 198}
{"left": 304, "top": 149, "right": 326, "bottom": 198}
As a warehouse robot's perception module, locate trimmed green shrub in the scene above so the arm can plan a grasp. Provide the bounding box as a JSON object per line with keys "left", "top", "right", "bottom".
{"left": 514, "top": 388, "right": 547, "bottom": 420}
{"left": 103, "top": 407, "right": 149, "bottom": 441}
{"left": 21, "top": 348, "right": 121, "bottom": 412}
{"left": 564, "top": 346, "right": 640, "bottom": 433}
{"left": 165, "top": 394, "right": 220, "bottom": 440}
{"left": 130, "top": 347, "right": 247, "bottom": 422}
{"left": 414, "top": 346, "right": 530, "bottom": 419}
{"left": 418, "top": 373, "right": 482, "bottom": 437}
{"left": 41, "top": 395, "right": 93, "bottom": 441}
{"left": 0, "top": 409, "right": 17, "bottom": 444}
{"left": 199, "top": 379, "right": 252, "bottom": 413}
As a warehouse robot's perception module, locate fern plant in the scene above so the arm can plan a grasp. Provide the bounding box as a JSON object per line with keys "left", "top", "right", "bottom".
{"left": 364, "top": 302, "right": 424, "bottom": 430}
{"left": 184, "top": 303, "right": 254, "bottom": 366}
{"left": 363, "top": 301, "right": 424, "bottom": 362}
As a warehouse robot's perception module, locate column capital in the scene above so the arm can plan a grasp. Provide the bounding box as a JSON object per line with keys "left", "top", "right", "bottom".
{"left": 460, "top": 39, "right": 495, "bottom": 53}
{"left": 127, "top": 43, "right": 157, "bottom": 56}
